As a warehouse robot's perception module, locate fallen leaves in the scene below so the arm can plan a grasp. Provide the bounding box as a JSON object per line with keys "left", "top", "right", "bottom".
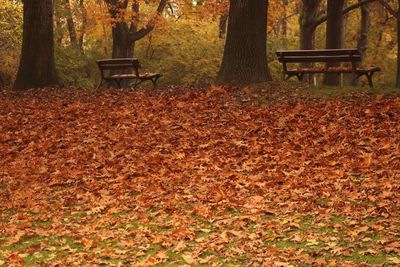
{"left": 0, "top": 86, "right": 399, "bottom": 265}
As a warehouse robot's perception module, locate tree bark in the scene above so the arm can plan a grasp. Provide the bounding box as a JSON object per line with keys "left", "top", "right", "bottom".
{"left": 78, "top": 0, "right": 87, "bottom": 50}
{"left": 216, "top": 0, "right": 272, "bottom": 84}
{"left": 323, "top": 0, "right": 345, "bottom": 86}
{"left": 107, "top": 0, "right": 134, "bottom": 58}
{"left": 354, "top": 2, "right": 370, "bottom": 84}
{"left": 352, "top": 1, "right": 370, "bottom": 85}
{"left": 13, "top": 0, "right": 58, "bottom": 90}
{"left": 280, "top": 0, "right": 289, "bottom": 37}
{"left": 54, "top": 0, "right": 64, "bottom": 46}
{"left": 299, "top": 0, "right": 320, "bottom": 51}
{"left": 341, "top": 0, "right": 348, "bottom": 48}
{"left": 397, "top": 4, "right": 400, "bottom": 87}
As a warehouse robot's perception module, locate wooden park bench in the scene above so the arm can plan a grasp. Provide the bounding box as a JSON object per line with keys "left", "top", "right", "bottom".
{"left": 96, "top": 58, "right": 161, "bottom": 89}
{"left": 276, "top": 49, "right": 381, "bottom": 88}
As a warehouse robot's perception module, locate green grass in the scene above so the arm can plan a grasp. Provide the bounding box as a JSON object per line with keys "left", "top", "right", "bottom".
{"left": 1, "top": 209, "right": 398, "bottom": 266}
{"left": 304, "top": 84, "right": 400, "bottom": 97}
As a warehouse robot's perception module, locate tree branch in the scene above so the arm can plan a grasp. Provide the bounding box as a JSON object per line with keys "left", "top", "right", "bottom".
{"left": 377, "top": 0, "right": 398, "bottom": 18}
{"left": 313, "top": 0, "right": 378, "bottom": 27}
{"left": 130, "top": 0, "right": 168, "bottom": 42}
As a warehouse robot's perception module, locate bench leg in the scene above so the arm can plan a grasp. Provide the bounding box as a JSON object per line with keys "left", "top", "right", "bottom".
{"left": 284, "top": 74, "right": 294, "bottom": 81}
{"left": 366, "top": 74, "right": 374, "bottom": 88}
{"left": 352, "top": 73, "right": 375, "bottom": 88}
{"left": 351, "top": 72, "right": 359, "bottom": 86}
{"left": 96, "top": 79, "right": 105, "bottom": 90}
{"left": 297, "top": 74, "right": 304, "bottom": 82}
{"left": 132, "top": 79, "right": 145, "bottom": 89}
{"left": 114, "top": 79, "right": 122, "bottom": 89}
{"left": 151, "top": 77, "right": 160, "bottom": 89}
{"left": 131, "top": 79, "right": 139, "bottom": 89}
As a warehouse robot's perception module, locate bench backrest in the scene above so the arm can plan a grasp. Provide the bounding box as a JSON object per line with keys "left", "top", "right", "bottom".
{"left": 276, "top": 49, "right": 361, "bottom": 63}
{"left": 96, "top": 58, "right": 141, "bottom": 78}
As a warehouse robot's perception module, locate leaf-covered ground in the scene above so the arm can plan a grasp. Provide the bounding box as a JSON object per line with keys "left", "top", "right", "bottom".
{"left": 0, "top": 85, "right": 399, "bottom": 266}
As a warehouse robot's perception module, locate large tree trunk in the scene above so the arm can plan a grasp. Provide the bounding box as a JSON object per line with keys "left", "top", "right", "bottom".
{"left": 107, "top": 0, "right": 133, "bottom": 58}
{"left": 299, "top": 0, "right": 320, "bottom": 84}
{"left": 111, "top": 23, "right": 136, "bottom": 58}
{"left": 300, "top": 0, "right": 320, "bottom": 49}
{"left": 323, "top": 0, "right": 345, "bottom": 86}
{"left": 397, "top": 10, "right": 400, "bottom": 87}
{"left": 13, "top": 0, "right": 58, "bottom": 90}
{"left": 217, "top": 0, "right": 272, "bottom": 84}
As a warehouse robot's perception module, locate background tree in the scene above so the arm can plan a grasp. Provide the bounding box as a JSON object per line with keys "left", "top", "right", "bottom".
{"left": 217, "top": 0, "right": 272, "bottom": 84}
{"left": 13, "top": 0, "right": 58, "bottom": 90}
{"left": 352, "top": 0, "right": 371, "bottom": 85}
{"left": 104, "top": 0, "right": 168, "bottom": 58}
{"left": 0, "top": 0, "right": 22, "bottom": 86}
{"left": 299, "top": 0, "right": 321, "bottom": 51}
{"left": 322, "top": 0, "right": 345, "bottom": 86}
{"left": 377, "top": 0, "right": 400, "bottom": 87}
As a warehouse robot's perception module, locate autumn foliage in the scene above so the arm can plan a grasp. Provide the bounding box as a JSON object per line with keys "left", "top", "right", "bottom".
{"left": 0, "top": 86, "right": 399, "bottom": 265}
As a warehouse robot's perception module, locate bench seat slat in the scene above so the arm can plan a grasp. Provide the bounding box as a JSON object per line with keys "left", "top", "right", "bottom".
{"left": 106, "top": 73, "right": 162, "bottom": 79}
{"left": 287, "top": 66, "right": 381, "bottom": 74}
{"left": 276, "top": 49, "right": 359, "bottom": 57}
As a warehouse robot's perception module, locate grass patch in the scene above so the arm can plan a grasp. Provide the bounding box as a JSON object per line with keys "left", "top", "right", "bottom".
{"left": 304, "top": 84, "right": 400, "bottom": 97}
{"left": 342, "top": 251, "right": 387, "bottom": 265}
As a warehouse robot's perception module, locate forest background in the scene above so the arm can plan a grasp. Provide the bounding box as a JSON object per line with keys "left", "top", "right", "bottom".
{"left": 0, "top": 0, "right": 399, "bottom": 88}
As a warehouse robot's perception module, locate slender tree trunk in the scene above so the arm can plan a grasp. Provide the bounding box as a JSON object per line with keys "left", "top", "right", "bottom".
{"left": 13, "top": 0, "right": 58, "bottom": 90}
{"left": 54, "top": 0, "right": 64, "bottom": 46}
{"left": 377, "top": 0, "right": 400, "bottom": 88}
{"left": 353, "top": 1, "right": 370, "bottom": 85}
{"left": 101, "top": 22, "right": 109, "bottom": 56}
{"left": 78, "top": 0, "right": 87, "bottom": 50}
{"left": 64, "top": 0, "right": 78, "bottom": 47}
{"left": 217, "top": 0, "right": 272, "bottom": 84}
{"left": 357, "top": 2, "right": 370, "bottom": 62}
{"left": 323, "top": 0, "right": 345, "bottom": 86}
{"left": 280, "top": 0, "right": 289, "bottom": 37}
{"left": 341, "top": 0, "right": 348, "bottom": 48}
{"left": 219, "top": 13, "right": 228, "bottom": 38}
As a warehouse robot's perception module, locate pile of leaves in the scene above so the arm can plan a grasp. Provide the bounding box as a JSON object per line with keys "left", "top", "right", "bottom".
{"left": 0, "top": 85, "right": 399, "bottom": 266}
